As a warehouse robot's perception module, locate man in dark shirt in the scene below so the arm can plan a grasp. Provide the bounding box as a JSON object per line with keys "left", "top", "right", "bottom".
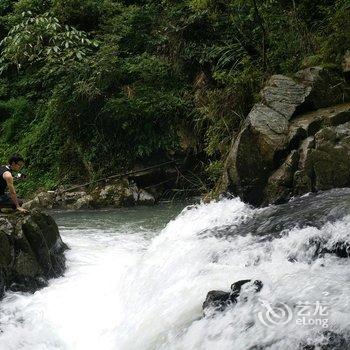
{"left": 0, "top": 154, "right": 28, "bottom": 213}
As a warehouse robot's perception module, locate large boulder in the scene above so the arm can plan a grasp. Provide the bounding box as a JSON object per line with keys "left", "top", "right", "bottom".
{"left": 306, "top": 122, "right": 350, "bottom": 191}
{"left": 267, "top": 104, "right": 350, "bottom": 204}
{"left": 226, "top": 104, "right": 290, "bottom": 204}
{"left": 294, "top": 66, "right": 350, "bottom": 110}
{"left": 224, "top": 66, "right": 350, "bottom": 206}
{"left": 261, "top": 74, "right": 311, "bottom": 117}
{"left": 0, "top": 210, "right": 67, "bottom": 297}
{"left": 92, "top": 180, "right": 137, "bottom": 207}
{"left": 263, "top": 150, "right": 299, "bottom": 205}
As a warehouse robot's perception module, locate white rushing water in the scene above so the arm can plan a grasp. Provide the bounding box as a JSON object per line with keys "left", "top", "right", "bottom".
{"left": 0, "top": 195, "right": 350, "bottom": 350}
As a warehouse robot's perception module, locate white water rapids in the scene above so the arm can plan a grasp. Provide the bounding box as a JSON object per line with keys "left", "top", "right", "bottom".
{"left": 0, "top": 192, "right": 350, "bottom": 349}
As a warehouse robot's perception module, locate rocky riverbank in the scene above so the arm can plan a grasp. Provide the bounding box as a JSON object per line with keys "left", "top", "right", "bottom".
{"left": 23, "top": 163, "right": 182, "bottom": 210}
{"left": 0, "top": 210, "right": 67, "bottom": 299}
{"left": 220, "top": 65, "right": 350, "bottom": 206}
{"left": 23, "top": 179, "right": 157, "bottom": 210}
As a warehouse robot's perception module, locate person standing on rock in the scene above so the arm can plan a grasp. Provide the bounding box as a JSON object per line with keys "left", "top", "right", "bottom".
{"left": 0, "top": 154, "right": 28, "bottom": 213}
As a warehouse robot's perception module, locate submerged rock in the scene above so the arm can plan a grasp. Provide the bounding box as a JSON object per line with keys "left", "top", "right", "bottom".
{"left": 300, "top": 331, "right": 349, "bottom": 350}
{"left": 202, "top": 290, "right": 231, "bottom": 314}
{"left": 203, "top": 279, "right": 263, "bottom": 315}
{"left": 206, "top": 188, "right": 350, "bottom": 236}
{"left": 247, "top": 331, "right": 350, "bottom": 350}
{"left": 312, "top": 238, "right": 350, "bottom": 259}
{"left": 0, "top": 210, "right": 67, "bottom": 297}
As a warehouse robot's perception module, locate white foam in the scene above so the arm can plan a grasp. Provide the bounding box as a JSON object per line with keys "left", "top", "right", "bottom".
{"left": 0, "top": 198, "right": 349, "bottom": 350}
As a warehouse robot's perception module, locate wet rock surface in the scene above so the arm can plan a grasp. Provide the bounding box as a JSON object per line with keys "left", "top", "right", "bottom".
{"left": 203, "top": 279, "right": 263, "bottom": 315}
{"left": 207, "top": 188, "right": 350, "bottom": 237}
{"left": 0, "top": 210, "right": 67, "bottom": 297}
{"left": 202, "top": 189, "right": 350, "bottom": 264}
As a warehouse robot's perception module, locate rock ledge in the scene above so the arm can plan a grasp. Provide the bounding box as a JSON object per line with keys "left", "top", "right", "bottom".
{"left": 0, "top": 210, "right": 68, "bottom": 298}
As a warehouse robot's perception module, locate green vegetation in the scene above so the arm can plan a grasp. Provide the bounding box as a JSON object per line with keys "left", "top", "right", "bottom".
{"left": 0, "top": 0, "right": 349, "bottom": 196}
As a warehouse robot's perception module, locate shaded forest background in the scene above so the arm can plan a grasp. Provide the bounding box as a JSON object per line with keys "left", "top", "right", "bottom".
{"left": 0, "top": 0, "right": 349, "bottom": 196}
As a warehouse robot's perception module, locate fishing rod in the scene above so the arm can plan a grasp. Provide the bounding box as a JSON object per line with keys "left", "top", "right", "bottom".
{"left": 59, "top": 160, "right": 181, "bottom": 194}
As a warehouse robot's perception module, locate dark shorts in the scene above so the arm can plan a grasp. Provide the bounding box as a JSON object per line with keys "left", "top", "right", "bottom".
{"left": 0, "top": 193, "right": 23, "bottom": 208}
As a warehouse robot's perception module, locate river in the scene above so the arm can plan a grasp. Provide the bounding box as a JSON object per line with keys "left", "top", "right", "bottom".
{"left": 0, "top": 190, "right": 350, "bottom": 349}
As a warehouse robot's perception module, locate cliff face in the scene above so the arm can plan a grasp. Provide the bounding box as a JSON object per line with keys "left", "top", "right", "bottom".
{"left": 0, "top": 210, "right": 68, "bottom": 298}
{"left": 222, "top": 66, "right": 350, "bottom": 206}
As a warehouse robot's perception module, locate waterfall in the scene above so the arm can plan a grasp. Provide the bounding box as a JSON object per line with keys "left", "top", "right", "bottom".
{"left": 0, "top": 191, "right": 349, "bottom": 349}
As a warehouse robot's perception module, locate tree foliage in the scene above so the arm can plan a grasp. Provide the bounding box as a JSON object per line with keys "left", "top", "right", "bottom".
{"left": 0, "top": 0, "right": 348, "bottom": 195}
{"left": 0, "top": 11, "right": 97, "bottom": 73}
